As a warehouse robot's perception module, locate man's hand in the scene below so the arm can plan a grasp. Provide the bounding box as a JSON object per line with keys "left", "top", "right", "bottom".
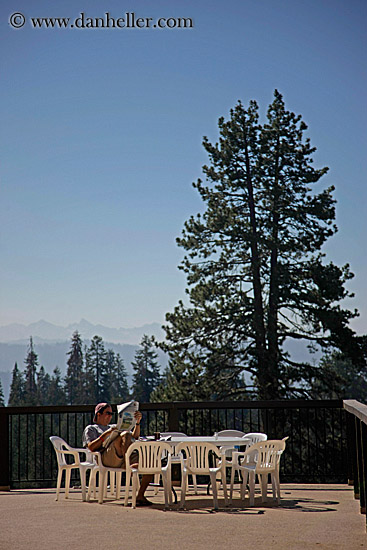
{"left": 134, "top": 411, "right": 142, "bottom": 425}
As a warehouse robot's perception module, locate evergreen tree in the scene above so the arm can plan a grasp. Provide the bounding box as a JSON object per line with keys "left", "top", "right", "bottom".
{"left": 131, "top": 335, "right": 161, "bottom": 402}
{"left": 309, "top": 351, "right": 367, "bottom": 401}
{"left": 103, "top": 349, "right": 116, "bottom": 402}
{"left": 85, "top": 335, "right": 107, "bottom": 402}
{"left": 104, "top": 350, "right": 129, "bottom": 403}
{"left": 64, "top": 331, "right": 85, "bottom": 404}
{"left": 113, "top": 353, "right": 130, "bottom": 402}
{"left": 160, "top": 91, "right": 365, "bottom": 400}
{"left": 48, "top": 367, "right": 66, "bottom": 405}
{"left": 151, "top": 357, "right": 206, "bottom": 402}
{"left": 23, "top": 337, "right": 38, "bottom": 405}
{"left": 0, "top": 379, "right": 5, "bottom": 406}
{"left": 8, "top": 362, "right": 25, "bottom": 406}
{"left": 36, "top": 366, "right": 51, "bottom": 405}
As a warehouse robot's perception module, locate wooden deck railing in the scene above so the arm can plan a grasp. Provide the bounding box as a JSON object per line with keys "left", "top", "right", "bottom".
{"left": 0, "top": 399, "right": 349, "bottom": 490}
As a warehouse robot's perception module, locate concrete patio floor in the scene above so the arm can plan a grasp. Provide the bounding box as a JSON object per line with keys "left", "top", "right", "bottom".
{"left": 0, "top": 484, "right": 366, "bottom": 550}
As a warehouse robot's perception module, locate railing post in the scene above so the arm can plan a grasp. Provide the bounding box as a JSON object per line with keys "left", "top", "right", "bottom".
{"left": 0, "top": 408, "right": 10, "bottom": 490}
{"left": 355, "top": 417, "right": 362, "bottom": 501}
{"left": 167, "top": 402, "right": 180, "bottom": 432}
{"left": 360, "top": 421, "right": 367, "bottom": 517}
{"left": 346, "top": 411, "right": 356, "bottom": 486}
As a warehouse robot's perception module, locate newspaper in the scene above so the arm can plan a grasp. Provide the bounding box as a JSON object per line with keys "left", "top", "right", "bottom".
{"left": 102, "top": 400, "right": 139, "bottom": 448}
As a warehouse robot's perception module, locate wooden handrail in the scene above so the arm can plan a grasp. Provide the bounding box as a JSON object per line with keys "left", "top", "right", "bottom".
{"left": 343, "top": 400, "right": 367, "bottom": 426}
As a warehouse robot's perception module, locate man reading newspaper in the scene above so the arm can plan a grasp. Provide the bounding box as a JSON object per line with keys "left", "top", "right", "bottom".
{"left": 82, "top": 402, "right": 153, "bottom": 506}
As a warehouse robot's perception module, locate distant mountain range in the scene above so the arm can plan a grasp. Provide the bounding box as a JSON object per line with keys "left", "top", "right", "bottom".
{"left": 0, "top": 319, "right": 165, "bottom": 345}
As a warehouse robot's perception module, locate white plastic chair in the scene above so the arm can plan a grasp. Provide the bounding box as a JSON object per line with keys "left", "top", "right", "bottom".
{"left": 229, "top": 438, "right": 287, "bottom": 506}
{"left": 177, "top": 441, "right": 228, "bottom": 510}
{"left": 153, "top": 432, "right": 198, "bottom": 495}
{"left": 87, "top": 451, "right": 125, "bottom": 504}
{"left": 217, "top": 430, "right": 247, "bottom": 457}
{"left": 219, "top": 431, "right": 267, "bottom": 471}
{"left": 243, "top": 432, "right": 268, "bottom": 445}
{"left": 124, "top": 441, "right": 173, "bottom": 509}
{"left": 49, "top": 436, "right": 94, "bottom": 501}
{"left": 221, "top": 432, "right": 268, "bottom": 466}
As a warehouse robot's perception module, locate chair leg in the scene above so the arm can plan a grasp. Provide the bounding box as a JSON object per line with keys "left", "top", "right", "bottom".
{"left": 260, "top": 473, "right": 268, "bottom": 503}
{"left": 272, "top": 471, "right": 280, "bottom": 503}
{"left": 132, "top": 471, "right": 138, "bottom": 509}
{"left": 87, "top": 469, "right": 96, "bottom": 501}
{"left": 230, "top": 464, "right": 236, "bottom": 503}
{"left": 56, "top": 468, "right": 63, "bottom": 501}
{"left": 65, "top": 469, "right": 71, "bottom": 499}
{"left": 249, "top": 471, "right": 255, "bottom": 506}
{"left": 180, "top": 470, "right": 187, "bottom": 508}
{"left": 221, "top": 467, "right": 228, "bottom": 506}
{"left": 110, "top": 471, "right": 116, "bottom": 497}
{"left": 210, "top": 472, "right": 218, "bottom": 510}
{"left": 154, "top": 473, "right": 160, "bottom": 495}
{"left": 166, "top": 468, "right": 172, "bottom": 505}
{"left": 193, "top": 474, "right": 198, "bottom": 494}
{"left": 240, "top": 470, "right": 248, "bottom": 500}
{"left": 99, "top": 471, "right": 107, "bottom": 504}
{"left": 162, "top": 472, "right": 170, "bottom": 509}
{"left": 92, "top": 470, "right": 99, "bottom": 502}
{"left": 115, "top": 471, "right": 122, "bottom": 500}
{"left": 124, "top": 471, "right": 131, "bottom": 507}
{"left": 80, "top": 467, "right": 87, "bottom": 502}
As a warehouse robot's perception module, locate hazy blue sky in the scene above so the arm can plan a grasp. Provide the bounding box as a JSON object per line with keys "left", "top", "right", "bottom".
{"left": 1, "top": 0, "right": 366, "bottom": 335}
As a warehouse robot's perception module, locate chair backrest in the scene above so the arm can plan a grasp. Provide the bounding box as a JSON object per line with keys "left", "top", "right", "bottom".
{"left": 217, "top": 430, "right": 246, "bottom": 437}
{"left": 243, "top": 432, "right": 267, "bottom": 447}
{"left": 247, "top": 439, "right": 286, "bottom": 473}
{"left": 125, "top": 441, "right": 172, "bottom": 474}
{"left": 49, "top": 436, "right": 78, "bottom": 467}
{"left": 176, "top": 441, "right": 221, "bottom": 474}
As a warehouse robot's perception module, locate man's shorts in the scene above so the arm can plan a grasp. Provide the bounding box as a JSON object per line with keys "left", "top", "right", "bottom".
{"left": 101, "top": 443, "right": 139, "bottom": 469}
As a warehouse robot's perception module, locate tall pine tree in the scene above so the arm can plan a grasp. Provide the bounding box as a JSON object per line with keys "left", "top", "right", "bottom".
{"left": 48, "top": 367, "right": 66, "bottom": 405}
{"left": 8, "top": 362, "right": 25, "bottom": 406}
{"left": 23, "top": 337, "right": 38, "bottom": 405}
{"left": 131, "top": 335, "right": 161, "bottom": 402}
{"left": 85, "top": 335, "right": 107, "bottom": 402}
{"left": 104, "top": 350, "right": 129, "bottom": 403}
{"left": 65, "top": 331, "right": 85, "bottom": 404}
{"left": 36, "top": 366, "right": 51, "bottom": 405}
{"left": 160, "top": 91, "right": 365, "bottom": 400}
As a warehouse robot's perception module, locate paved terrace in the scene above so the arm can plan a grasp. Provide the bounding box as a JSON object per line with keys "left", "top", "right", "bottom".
{"left": 0, "top": 484, "right": 365, "bottom": 550}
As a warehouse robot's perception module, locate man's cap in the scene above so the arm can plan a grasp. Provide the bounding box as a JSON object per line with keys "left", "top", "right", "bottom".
{"left": 93, "top": 402, "right": 109, "bottom": 423}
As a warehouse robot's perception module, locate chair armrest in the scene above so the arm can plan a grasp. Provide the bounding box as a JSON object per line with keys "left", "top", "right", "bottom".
{"left": 219, "top": 445, "right": 235, "bottom": 456}
{"left": 74, "top": 447, "right": 91, "bottom": 460}
{"left": 161, "top": 454, "right": 172, "bottom": 472}
{"left": 87, "top": 451, "right": 103, "bottom": 466}
{"left": 74, "top": 447, "right": 88, "bottom": 453}
{"left": 233, "top": 448, "right": 258, "bottom": 468}
{"left": 232, "top": 451, "right": 245, "bottom": 464}
{"left": 57, "top": 448, "right": 80, "bottom": 462}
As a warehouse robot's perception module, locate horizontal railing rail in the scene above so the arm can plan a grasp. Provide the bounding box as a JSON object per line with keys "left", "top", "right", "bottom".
{"left": 343, "top": 399, "right": 367, "bottom": 530}
{"left": 0, "top": 400, "right": 347, "bottom": 489}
